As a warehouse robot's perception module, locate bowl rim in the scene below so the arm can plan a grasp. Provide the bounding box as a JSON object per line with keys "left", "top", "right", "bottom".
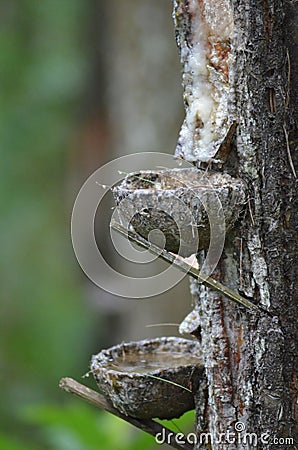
{"left": 90, "top": 336, "right": 203, "bottom": 377}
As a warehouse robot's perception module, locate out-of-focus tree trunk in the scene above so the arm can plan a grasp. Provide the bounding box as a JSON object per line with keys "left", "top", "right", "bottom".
{"left": 174, "top": 1, "right": 297, "bottom": 448}
{"left": 101, "top": 0, "right": 192, "bottom": 343}
{"left": 75, "top": 0, "right": 192, "bottom": 346}
{"left": 105, "top": 0, "right": 183, "bottom": 157}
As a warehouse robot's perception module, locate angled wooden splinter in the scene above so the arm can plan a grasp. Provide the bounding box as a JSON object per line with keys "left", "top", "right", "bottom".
{"left": 59, "top": 377, "right": 193, "bottom": 450}
{"left": 111, "top": 219, "right": 260, "bottom": 312}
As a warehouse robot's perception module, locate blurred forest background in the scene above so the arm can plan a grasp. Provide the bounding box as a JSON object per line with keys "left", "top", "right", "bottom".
{"left": 0, "top": 1, "right": 195, "bottom": 449}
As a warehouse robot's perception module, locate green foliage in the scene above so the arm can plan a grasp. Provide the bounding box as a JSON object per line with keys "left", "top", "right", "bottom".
{"left": 0, "top": 1, "right": 195, "bottom": 449}
{"left": 21, "top": 401, "right": 194, "bottom": 450}
{"left": 0, "top": 432, "right": 39, "bottom": 450}
{"left": 0, "top": 1, "right": 95, "bottom": 448}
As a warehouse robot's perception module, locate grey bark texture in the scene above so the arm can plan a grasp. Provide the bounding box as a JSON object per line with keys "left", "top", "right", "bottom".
{"left": 173, "top": 1, "right": 297, "bottom": 449}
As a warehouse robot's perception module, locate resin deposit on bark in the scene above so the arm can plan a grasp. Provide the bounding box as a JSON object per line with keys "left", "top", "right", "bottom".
{"left": 173, "top": 0, "right": 233, "bottom": 163}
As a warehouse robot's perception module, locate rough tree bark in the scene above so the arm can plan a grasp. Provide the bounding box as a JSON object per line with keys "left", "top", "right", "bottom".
{"left": 173, "top": 1, "right": 297, "bottom": 449}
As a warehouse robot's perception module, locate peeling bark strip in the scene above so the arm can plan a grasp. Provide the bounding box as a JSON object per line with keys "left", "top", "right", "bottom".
{"left": 173, "top": 0, "right": 233, "bottom": 163}
{"left": 174, "top": 0, "right": 297, "bottom": 449}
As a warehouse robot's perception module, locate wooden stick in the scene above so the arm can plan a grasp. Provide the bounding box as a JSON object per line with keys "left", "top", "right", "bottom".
{"left": 59, "top": 378, "right": 193, "bottom": 450}
{"left": 283, "top": 124, "right": 297, "bottom": 178}
{"left": 111, "top": 219, "right": 260, "bottom": 312}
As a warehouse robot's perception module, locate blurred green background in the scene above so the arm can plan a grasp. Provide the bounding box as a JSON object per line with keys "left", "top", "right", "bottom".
{"left": 0, "top": 1, "right": 194, "bottom": 449}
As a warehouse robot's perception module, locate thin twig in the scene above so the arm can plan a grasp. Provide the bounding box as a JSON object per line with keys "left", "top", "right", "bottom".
{"left": 283, "top": 124, "right": 297, "bottom": 178}
{"left": 59, "top": 378, "right": 193, "bottom": 450}
{"left": 247, "top": 197, "right": 255, "bottom": 226}
{"left": 286, "top": 48, "right": 291, "bottom": 108}
{"left": 239, "top": 237, "right": 244, "bottom": 292}
{"left": 146, "top": 374, "right": 192, "bottom": 393}
{"left": 118, "top": 170, "right": 156, "bottom": 185}
{"left": 269, "top": 88, "right": 276, "bottom": 114}
{"left": 146, "top": 323, "right": 180, "bottom": 328}
{"left": 111, "top": 220, "right": 260, "bottom": 312}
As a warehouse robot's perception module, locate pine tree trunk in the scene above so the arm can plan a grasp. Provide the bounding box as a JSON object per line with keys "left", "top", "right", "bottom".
{"left": 173, "top": 1, "right": 298, "bottom": 448}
